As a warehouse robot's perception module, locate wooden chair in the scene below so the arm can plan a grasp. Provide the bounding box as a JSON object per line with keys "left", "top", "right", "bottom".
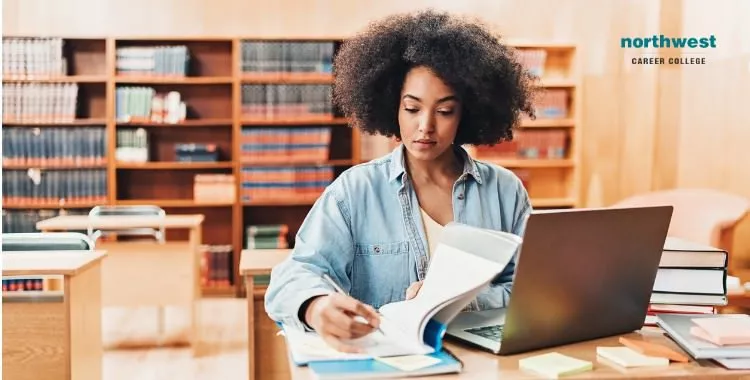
{"left": 611, "top": 188, "right": 750, "bottom": 310}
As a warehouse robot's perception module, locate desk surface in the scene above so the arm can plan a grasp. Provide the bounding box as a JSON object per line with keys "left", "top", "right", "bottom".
{"left": 2, "top": 250, "right": 107, "bottom": 276}
{"left": 240, "top": 249, "right": 291, "bottom": 276}
{"left": 36, "top": 214, "right": 204, "bottom": 230}
{"left": 289, "top": 327, "right": 749, "bottom": 379}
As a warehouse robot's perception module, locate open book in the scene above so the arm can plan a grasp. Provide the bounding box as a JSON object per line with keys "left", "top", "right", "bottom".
{"left": 282, "top": 222, "right": 521, "bottom": 364}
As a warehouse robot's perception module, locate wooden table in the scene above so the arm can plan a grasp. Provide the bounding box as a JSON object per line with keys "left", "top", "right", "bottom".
{"left": 240, "top": 249, "right": 294, "bottom": 380}
{"left": 3, "top": 250, "right": 107, "bottom": 380}
{"left": 239, "top": 249, "right": 750, "bottom": 379}
{"left": 37, "top": 214, "right": 205, "bottom": 355}
{"left": 288, "top": 329, "right": 750, "bottom": 379}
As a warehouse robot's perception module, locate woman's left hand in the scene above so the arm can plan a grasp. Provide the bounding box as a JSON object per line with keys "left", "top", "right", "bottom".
{"left": 405, "top": 281, "right": 423, "bottom": 300}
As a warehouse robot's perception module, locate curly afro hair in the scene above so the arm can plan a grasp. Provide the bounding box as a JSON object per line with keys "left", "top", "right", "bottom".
{"left": 332, "top": 9, "right": 538, "bottom": 146}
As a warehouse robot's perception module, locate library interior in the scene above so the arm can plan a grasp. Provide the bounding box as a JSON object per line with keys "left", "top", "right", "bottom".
{"left": 2, "top": 0, "right": 750, "bottom": 379}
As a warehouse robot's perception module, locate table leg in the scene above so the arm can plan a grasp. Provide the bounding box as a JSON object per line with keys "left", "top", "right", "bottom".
{"left": 246, "top": 275, "right": 256, "bottom": 380}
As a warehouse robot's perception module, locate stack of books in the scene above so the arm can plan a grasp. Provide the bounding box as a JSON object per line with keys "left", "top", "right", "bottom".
{"left": 645, "top": 237, "right": 728, "bottom": 326}
{"left": 246, "top": 224, "right": 289, "bottom": 250}
{"left": 657, "top": 314, "right": 750, "bottom": 368}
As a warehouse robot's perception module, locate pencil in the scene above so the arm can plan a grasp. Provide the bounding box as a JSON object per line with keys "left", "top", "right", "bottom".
{"left": 321, "top": 273, "right": 385, "bottom": 335}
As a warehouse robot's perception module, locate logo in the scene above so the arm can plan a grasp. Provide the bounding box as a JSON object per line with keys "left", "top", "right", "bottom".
{"left": 622, "top": 35, "right": 715, "bottom": 65}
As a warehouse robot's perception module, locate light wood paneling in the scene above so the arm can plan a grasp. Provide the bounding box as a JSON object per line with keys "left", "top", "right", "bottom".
{"left": 675, "top": 0, "right": 750, "bottom": 267}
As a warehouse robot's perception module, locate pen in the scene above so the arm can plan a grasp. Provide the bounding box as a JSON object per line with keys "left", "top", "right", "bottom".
{"left": 321, "top": 273, "right": 385, "bottom": 335}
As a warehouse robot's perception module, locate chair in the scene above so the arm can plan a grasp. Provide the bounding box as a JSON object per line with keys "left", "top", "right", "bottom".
{"left": 611, "top": 188, "right": 749, "bottom": 251}
{"left": 87, "top": 205, "right": 166, "bottom": 243}
{"left": 2, "top": 232, "right": 95, "bottom": 252}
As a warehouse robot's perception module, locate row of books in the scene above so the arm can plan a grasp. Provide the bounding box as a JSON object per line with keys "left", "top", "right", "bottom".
{"left": 246, "top": 224, "right": 289, "bottom": 249}
{"left": 116, "top": 45, "right": 190, "bottom": 77}
{"left": 473, "top": 130, "right": 568, "bottom": 159}
{"left": 241, "top": 84, "right": 333, "bottom": 119}
{"left": 529, "top": 89, "right": 569, "bottom": 119}
{"left": 516, "top": 48, "right": 547, "bottom": 78}
{"left": 194, "top": 174, "right": 235, "bottom": 204}
{"left": 3, "top": 169, "right": 108, "bottom": 206}
{"left": 115, "top": 87, "right": 187, "bottom": 124}
{"left": 2, "top": 275, "right": 63, "bottom": 292}
{"left": 240, "top": 127, "right": 332, "bottom": 163}
{"left": 3, "top": 37, "right": 66, "bottom": 78}
{"left": 240, "top": 166, "right": 334, "bottom": 201}
{"left": 199, "top": 244, "right": 233, "bottom": 288}
{"left": 3, "top": 127, "right": 107, "bottom": 167}
{"left": 644, "top": 237, "right": 728, "bottom": 326}
{"left": 115, "top": 128, "right": 149, "bottom": 163}
{"left": 240, "top": 41, "right": 334, "bottom": 75}
{"left": 3, "top": 82, "right": 79, "bottom": 123}
{"left": 2, "top": 209, "right": 85, "bottom": 233}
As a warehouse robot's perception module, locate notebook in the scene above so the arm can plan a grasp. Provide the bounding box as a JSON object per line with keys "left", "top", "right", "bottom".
{"left": 518, "top": 352, "right": 593, "bottom": 378}
{"left": 690, "top": 314, "right": 750, "bottom": 346}
{"left": 279, "top": 222, "right": 519, "bottom": 372}
{"left": 657, "top": 313, "right": 750, "bottom": 359}
{"left": 596, "top": 346, "right": 670, "bottom": 368}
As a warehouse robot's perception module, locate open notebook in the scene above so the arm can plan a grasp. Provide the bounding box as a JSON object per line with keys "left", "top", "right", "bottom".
{"left": 280, "top": 222, "right": 521, "bottom": 367}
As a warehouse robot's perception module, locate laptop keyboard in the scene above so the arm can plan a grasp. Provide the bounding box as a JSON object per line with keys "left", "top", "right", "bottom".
{"left": 464, "top": 325, "right": 504, "bottom": 342}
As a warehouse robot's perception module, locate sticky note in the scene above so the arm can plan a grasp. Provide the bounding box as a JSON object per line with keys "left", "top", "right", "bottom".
{"left": 374, "top": 355, "right": 442, "bottom": 371}
{"left": 519, "top": 352, "right": 593, "bottom": 378}
{"left": 597, "top": 346, "right": 669, "bottom": 367}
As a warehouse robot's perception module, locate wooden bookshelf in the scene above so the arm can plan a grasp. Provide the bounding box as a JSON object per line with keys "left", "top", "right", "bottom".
{"left": 2, "top": 36, "right": 582, "bottom": 297}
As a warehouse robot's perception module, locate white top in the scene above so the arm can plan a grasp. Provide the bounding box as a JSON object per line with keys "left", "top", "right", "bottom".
{"left": 420, "top": 208, "right": 445, "bottom": 256}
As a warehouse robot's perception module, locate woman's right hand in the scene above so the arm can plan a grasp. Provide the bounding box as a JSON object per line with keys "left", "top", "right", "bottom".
{"left": 304, "top": 293, "right": 381, "bottom": 353}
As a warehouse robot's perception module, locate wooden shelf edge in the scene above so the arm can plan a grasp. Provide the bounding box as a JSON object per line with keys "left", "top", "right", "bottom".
{"left": 2, "top": 119, "right": 107, "bottom": 126}
{"left": 521, "top": 118, "right": 575, "bottom": 128}
{"left": 116, "top": 119, "right": 233, "bottom": 127}
{"left": 240, "top": 159, "right": 352, "bottom": 167}
{"left": 3, "top": 203, "right": 105, "bottom": 209}
{"left": 3, "top": 75, "right": 107, "bottom": 83}
{"left": 115, "top": 76, "right": 233, "bottom": 84}
{"left": 116, "top": 162, "right": 234, "bottom": 170}
{"left": 201, "top": 286, "right": 235, "bottom": 297}
{"left": 241, "top": 117, "right": 349, "bottom": 126}
{"left": 3, "top": 164, "right": 107, "bottom": 170}
{"left": 240, "top": 72, "right": 333, "bottom": 84}
{"left": 535, "top": 78, "right": 578, "bottom": 88}
{"left": 116, "top": 199, "right": 234, "bottom": 208}
{"left": 242, "top": 195, "right": 321, "bottom": 206}
{"left": 531, "top": 197, "right": 577, "bottom": 208}
{"left": 482, "top": 158, "right": 575, "bottom": 168}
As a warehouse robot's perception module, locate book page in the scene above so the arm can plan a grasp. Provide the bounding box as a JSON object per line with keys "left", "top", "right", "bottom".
{"left": 379, "top": 243, "right": 509, "bottom": 344}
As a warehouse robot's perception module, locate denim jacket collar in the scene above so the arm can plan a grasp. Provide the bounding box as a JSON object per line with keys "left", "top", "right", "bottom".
{"left": 387, "top": 143, "right": 483, "bottom": 185}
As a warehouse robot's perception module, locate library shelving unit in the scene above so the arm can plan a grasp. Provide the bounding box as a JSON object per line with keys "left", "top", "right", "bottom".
{"left": 2, "top": 36, "right": 580, "bottom": 297}
{"left": 463, "top": 41, "right": 582, "bottom": 210}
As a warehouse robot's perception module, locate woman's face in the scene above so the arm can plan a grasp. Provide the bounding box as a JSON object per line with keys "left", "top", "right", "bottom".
{"left": 398, "top": 66, "right": 462, "bottom": 162}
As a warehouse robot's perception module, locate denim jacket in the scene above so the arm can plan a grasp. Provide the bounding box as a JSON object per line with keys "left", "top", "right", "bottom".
{"left": 264, "top": 144, "right": 532, "bottom": 330}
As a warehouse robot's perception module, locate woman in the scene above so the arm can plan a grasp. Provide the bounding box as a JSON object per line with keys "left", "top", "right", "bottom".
{"left": 264, "top": 9, "right": 536, "bottom": 353}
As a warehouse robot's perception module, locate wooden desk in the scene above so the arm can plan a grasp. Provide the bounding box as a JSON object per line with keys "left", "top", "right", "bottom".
{"left": 239, "top": 249, "right": 749, "bottom": 379}
{"left": 287, "top": 328, "right": 750, "bottom": 379}
{"left": 37, "top": 214, "right": 205, "bottom": 355}
{"left": 240, "top": 249, "right": 294, "bottom": 380}
{"left": 3, "top": 250, "right": 107, "bottom": 380}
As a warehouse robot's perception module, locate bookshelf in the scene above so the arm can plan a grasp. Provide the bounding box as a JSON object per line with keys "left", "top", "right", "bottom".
{"left": 2, "top": 36, "right": 581, "bottom": 297}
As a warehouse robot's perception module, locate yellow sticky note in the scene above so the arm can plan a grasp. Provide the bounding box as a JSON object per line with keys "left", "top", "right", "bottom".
{"left": 519, "top": 352, "right": 593, "bottom": 378}
{"left": 374, "top": 355, "right": 442, "bottom": 371}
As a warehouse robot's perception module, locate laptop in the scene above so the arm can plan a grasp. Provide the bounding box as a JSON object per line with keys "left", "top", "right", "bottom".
{"left": 445, "top": 206, "right": 673, "bottom": 355}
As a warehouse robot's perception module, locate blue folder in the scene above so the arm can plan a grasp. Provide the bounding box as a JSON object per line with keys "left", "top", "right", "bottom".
{"left": 308, "top": 349, "right": 463, "bottom": 379}
{"left": 278, "top": 319, "right": 463, "bottom": 378}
